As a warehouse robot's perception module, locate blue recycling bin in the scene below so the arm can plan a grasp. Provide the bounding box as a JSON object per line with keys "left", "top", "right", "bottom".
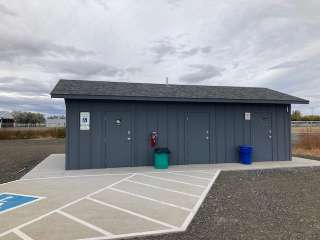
{"left": 239, "top": 145, "right": 253, "bottom": 164}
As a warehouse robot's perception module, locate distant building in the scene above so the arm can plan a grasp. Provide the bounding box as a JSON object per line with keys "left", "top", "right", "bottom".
{"left": 0, "top": 111, "right": 14, "bottom": 128}
{"left": 46, "top": 117, "right": 66, "bottom": 127}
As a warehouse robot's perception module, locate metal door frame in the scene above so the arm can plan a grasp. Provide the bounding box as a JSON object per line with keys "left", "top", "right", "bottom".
{"left": 251, "top": 111, "right": 273, "bottom": 161}
{"left": 185, "top": 111, "right": 211, "bottom": 164}
{"left": 104, "top": 111, "right": 133, "bottom": 168}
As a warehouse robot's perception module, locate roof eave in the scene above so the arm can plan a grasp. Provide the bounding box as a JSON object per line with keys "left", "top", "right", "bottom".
{"left": 51, "top": 93, "right": 309, "bottom": 104}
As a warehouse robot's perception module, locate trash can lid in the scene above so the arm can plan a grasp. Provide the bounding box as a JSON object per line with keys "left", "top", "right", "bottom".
{"left": 154, "top": 147, "right": 171, "bottom": 153}
{"left": 239, "top": 145, "right": 253, "bottom": 149}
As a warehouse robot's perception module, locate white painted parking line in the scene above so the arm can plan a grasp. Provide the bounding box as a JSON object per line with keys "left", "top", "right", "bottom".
{"left": 108, "top": 187, "right": 192, "bottom": 212}
{"left": 181, "top": 170, "right": 221, "bottom": 229}
{"left": 57, "top": 210, "right": 112, "bottom": 236}
{"left": 76, "top": 229, "right": 179, "bottom": 240}
{"left": 0, "top": 174, "right": 135, "bottom": 238}
{"left": 196, "top": 170, "right": 219, "bottom": 175}
{"left": 21, "top": 173, "right": 130, "bottom": 182}
{"left": 126, "top": 180, "right": 200, "bottom": 198}
{"left": 170, "top": 172, "right": 212, "bottom": 181}
{"left": 12, "top": 229, "right": 33, "bottom": 240}
{"left": 137, "top": 173, "right": 207, "bottom": 188}
{"left": 87, "top": 196, "right": 177, "bottom": 230}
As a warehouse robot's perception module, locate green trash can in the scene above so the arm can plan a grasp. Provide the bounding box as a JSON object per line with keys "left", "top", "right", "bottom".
{"left": 154, "top": 148, "right": 170, "bottom": 169}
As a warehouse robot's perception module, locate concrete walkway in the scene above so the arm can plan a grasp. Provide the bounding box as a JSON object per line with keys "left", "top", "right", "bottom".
{"left": 23, "top": 154, "right": 320, "bottom": 180}
{"left": 1, "top": 154, "right": 320, "bottom": 240}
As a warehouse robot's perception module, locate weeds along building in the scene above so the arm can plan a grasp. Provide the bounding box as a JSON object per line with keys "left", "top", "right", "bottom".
{"left": 51, "top": 79, "right": 308, "bottom": 170}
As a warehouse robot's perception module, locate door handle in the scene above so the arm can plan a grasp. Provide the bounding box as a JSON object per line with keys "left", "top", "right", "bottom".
{"left": 268, "top": 135, "right": 272, "bottom": 139}
{"left": 127, "top": 137, "right": 131, "bottom": 141}
{"left": 205, "top": 136, "right": 209, "bottom": 140}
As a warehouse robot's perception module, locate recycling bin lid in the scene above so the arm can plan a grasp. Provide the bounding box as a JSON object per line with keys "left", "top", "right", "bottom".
{"left": 154, "top": 147, "right": 171, "bottom": 153}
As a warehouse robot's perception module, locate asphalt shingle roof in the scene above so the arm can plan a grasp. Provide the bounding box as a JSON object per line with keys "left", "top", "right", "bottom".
{"left": 51, "top": 79, "right": 308, "bottom": 104}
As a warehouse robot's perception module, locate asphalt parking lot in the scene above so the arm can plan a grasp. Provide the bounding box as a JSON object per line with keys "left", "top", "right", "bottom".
{"left": 0, "top": 168, "right": 220, "bottom": 240}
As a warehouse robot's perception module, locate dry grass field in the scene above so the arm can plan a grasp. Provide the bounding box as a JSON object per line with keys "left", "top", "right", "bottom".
{"left": 292, "top": 127, "right": 320, "bottom": 158}
{"left": 0, "top": 127, "right": 65, "bottom": 140}
{"left": 0, "top": 138, "right": 65, "bottom": 184}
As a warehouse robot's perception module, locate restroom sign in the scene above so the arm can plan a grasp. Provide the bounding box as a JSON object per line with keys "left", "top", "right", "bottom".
{"left": 80, "top": 112, "right": 90, "bottom": 130}
{"left": 245, "top": 112, "right": 251, "bottom": 120}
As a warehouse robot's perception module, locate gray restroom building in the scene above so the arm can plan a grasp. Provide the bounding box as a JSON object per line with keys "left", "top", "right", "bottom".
{"left": 51, "top": 79, "right": 308, "bottom": 170}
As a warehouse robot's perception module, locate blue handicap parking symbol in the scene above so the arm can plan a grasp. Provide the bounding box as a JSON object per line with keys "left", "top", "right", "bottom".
{"left": 0, "top": 193, "right": 39, "bottom": 213}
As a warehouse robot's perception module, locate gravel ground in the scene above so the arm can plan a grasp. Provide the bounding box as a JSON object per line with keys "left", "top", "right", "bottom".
{"left": 131, "top": 167, "right": 320, "bottom": 240}
{"left": 0, "top": 138, "right": 65, "bottom": 184}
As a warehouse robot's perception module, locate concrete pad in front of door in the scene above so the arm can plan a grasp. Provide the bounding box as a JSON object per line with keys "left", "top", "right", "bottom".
{"left": 0, "top": 167, "right": 220, "bottom": 240}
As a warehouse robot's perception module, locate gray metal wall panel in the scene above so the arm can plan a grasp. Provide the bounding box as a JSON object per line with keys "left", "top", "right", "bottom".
{"left": 214, "top": 104, "right": 226, "bottom": 163}
{"left": 288, "top": 105, "right": 292, "bottom": 160}
{"left": 209, "top": 105, "right": 215, "bottom": 164}
{"left": 233, "top": 104, "right": 243, "bottom": 163}
{"left": 167, "top": 106, "right": 179, "bottom": 165}
{"left": 133, "top": 104, "right": 148, "bottom": 166}
{"left": 65, "top": 100, "right": 291, "bottom": 169}
{"left": 91, "top": 104, "right": 102, "bottom": 168}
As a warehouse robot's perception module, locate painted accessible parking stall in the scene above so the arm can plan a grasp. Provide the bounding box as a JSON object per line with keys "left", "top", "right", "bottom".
{"left": 0, "top": 158, "right": 221, "bottom": 240}
{"left": 0, "top": 193, "right": 43, "bottom": 214}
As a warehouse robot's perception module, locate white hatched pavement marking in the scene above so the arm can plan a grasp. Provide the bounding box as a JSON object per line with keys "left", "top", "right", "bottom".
{"left": 1, "top": 170, "right": 222, "bottom": 240}
{"left": 170, "top": 172, "right": 212, "bottom": 181}
{"left": 125, "top": 179, "right": 200, "bottom": 198}
{"left": 57, "top": 210, "right": 112, "bottom": 236}
{"left": 0, "top": 174, "right": 135, "bottom": 238}
{"left": 76, "top": 229, "right": 178, "bottom": 240}
{"left": 136, "top": 173, "right": 207, "bottom": 188}
{"left": 75, "top": 170, "right": 221, "bottom": 240}
{"left": 86, "top": 196, "right": 178, "bottom": 230}
{"left": 12, "top": 229, "right": 34, "bottom": 240}
{"left": 181, "top": 170, "right": 221, "bottom": 229}
{"left": 108, "top": 187, "right": 192, "bottom": 212}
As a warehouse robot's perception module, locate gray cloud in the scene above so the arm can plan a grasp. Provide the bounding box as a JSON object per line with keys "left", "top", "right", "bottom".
{"left": 262, "top": 54, "right": 320, "bottom": 114}
{"left": 38, "top": 60, "right": 121, "bottom": 77}
{"left": 125, "top": 67, "right": 142, "bottom": 73}
{"left": 0, "top": 3, "right": 17, "bottom": 16}
{"left": 149, "top": 39, "right": 212, "bottom": 63}
{"left": 149, "top": 39, "right": 177, "bottom": 63}
{"left": 265, "top": 56, "right": 320, "bottom": 93}
{"left": 166, "top": 0, "right": 182, "bottom": 7}
{"left": 0, "top": 77, "right": 50, "bottom": 95}
{"left": 0, "top": 95, "right": 64, "bottom": 114}
{"left": 0, "top": 35, "right": 94, "bottom": 62}
{"left": 269, "top": 60, "right": 310, "bottom": 70}
{"left": 37, "top": 59, "right": 141, "bottom": 78}
{"left": 179, "top": 64, "right": 222, "bottom": 83}
{"left": 179, "top": 46, "right": 212, "bottom": 57}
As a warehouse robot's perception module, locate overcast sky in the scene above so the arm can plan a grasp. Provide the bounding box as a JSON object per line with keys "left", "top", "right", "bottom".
{"left": 0, "top": 0, "right": 319, "bottom": 115}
